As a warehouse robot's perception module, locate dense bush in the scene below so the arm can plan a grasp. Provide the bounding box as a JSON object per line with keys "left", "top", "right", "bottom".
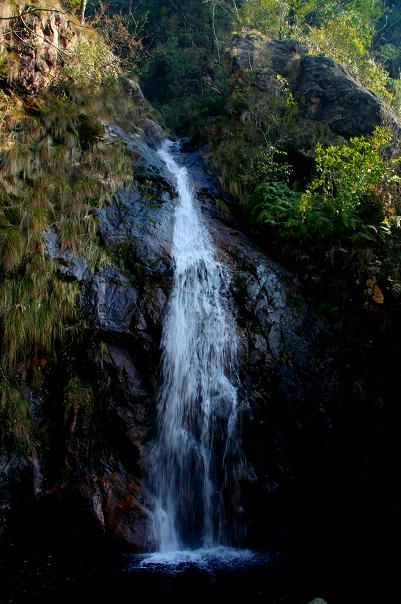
{"left": 61, "top": 36, "right": 122, "bottom": 87}
{"left": 302, "top": 127, "right": 395, "bottom": 222}
{"left": 208, "top": 76, "right": 300, "bottom": 200}
{"left": 251, "top": 127, "right": 401, "bottom": 304}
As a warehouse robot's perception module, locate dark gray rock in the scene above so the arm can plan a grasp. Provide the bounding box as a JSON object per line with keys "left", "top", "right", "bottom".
{"left": 230, "top": 33, "right": 306, "bottom": 77}
{"left": 43, "top": 226, "right": 90, "bottom": 282}
{"left": 122, "top": 77, "right": 147, "bottom": 107}
{"left": 81, "top": 268, "right": 141, "bottom": 334}
{"left": 142, "top": 118, "right": 168, "bottom": 150}
{"left": 181, "top": 148, "right": 223, "bottom": 199}
{"left": 103, "top": 345, "right": 146, "bottom": 401}
{"left": 228, "top": 31, "right": 269, "bottom": 71}
{"left": 98, "top": 184, "right": 175, "bottom": 276}
{"left": 294, "top": 55, "right": 385, "bottom": 137}
{"left": 107, "top": 124, "right": 173, "bottom": 184}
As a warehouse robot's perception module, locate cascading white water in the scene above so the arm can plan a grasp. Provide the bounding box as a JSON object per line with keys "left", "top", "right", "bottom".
{"left": 150, "top": 140, "right": 242, "bottom": 553}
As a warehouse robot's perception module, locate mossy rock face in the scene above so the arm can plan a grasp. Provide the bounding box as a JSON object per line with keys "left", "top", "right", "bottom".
{"left": 0, "top": 78, "right": 135, "bottom": 450}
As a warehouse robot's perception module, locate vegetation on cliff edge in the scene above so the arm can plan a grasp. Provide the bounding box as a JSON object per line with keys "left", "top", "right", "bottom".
{"left": 0, "top": 0, "right": 143, "bottom": 450}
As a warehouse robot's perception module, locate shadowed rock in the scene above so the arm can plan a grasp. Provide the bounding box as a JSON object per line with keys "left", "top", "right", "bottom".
{"left": 81, "top": 268, "right": 141, "bottom": 334}
{"left": 294, "top": 55, "right": 385, "bottom": 137}
{"left": 44, "top": 226, "right": 90, "bottom": 282}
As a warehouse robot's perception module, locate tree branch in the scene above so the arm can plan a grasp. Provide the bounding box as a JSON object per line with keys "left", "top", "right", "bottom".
{"left": 0, "top": 7, "right": 70, "bottom": 21}
{"left": 0, "top": 6, "right": 94, "bottom": 31}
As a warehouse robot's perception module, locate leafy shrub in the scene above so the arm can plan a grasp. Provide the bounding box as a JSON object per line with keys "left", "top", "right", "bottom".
{"left": 209, "top": 75, "right": 299, "bottom": 201}
{"left": 250, "top": 127, "right": 401, "bottom": 295}
{"left": 301, "top": 127, "right": 398, "bottom": 235}
{"left": 61, "top": 37, "right": 121, "bottom": 88}
{"left": 252, "top": 181, "right": 303, "bottom": 234}
{"left": 239, "top": 0, "right": 294, "bottom": 38}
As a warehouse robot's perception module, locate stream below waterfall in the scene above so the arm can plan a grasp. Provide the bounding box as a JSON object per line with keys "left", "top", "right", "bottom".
{"left": 0, "top": 542, "right": 292, "bottom": 604}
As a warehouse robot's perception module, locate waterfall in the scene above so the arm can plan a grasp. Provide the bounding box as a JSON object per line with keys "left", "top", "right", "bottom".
{"left": 150, "top": 140, "right": 242, "bottom": 552}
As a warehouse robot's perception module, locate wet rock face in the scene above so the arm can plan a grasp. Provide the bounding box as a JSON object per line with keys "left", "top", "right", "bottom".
{"left": 200, "top": 189, "right": 338, "bottom": 549}
{"left": 98, "top": 183, "right": 175, "bottom": 277}
{"left": 44, "top": 227, "right": 90, "bottom": 282}
{"left": 81, "top": 269, "right": 142, "bottom": 334}
{"left": 58, "top": 142, "right": 174, "bottom": 548}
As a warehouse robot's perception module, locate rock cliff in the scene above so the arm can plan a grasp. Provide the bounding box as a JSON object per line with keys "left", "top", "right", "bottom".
{"left": 0, "top": 115, "right": 339, "bottom": 549}
{"left": 0, "top": 0, "right": 80, "bottom": 93}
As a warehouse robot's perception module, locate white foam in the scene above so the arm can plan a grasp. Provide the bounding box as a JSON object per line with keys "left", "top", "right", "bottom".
{"left": 136, "top": 547, "right": 265, "bottom": 572}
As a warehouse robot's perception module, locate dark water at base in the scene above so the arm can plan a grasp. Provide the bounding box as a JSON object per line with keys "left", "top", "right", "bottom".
{"left": 0, "top": 544, "right": 316, "bottom": 604}
{"left": 1, "top": 536, "right": 398, "bottom": 604}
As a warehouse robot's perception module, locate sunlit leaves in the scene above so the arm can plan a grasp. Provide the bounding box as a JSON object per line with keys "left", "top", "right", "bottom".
{"left": 302, "top": 127, "right": 394, "bottom": 217}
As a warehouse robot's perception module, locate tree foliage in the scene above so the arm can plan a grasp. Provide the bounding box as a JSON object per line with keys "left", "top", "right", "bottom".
{"left": 102, "top": 0, "right": 401, "bottom": 127}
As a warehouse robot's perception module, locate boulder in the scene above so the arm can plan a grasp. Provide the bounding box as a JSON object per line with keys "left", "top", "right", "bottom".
{"left": 227, "top": 32, "right": 400, "bottom": 140}
{"left": 294, "top": 55, "right": 385, "bottom": 137}
{"left": 122, "top": 78, "right": 147, "bottom": 107}
{"left": 142, "top": 118, "right": 168, "bottom": 149}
